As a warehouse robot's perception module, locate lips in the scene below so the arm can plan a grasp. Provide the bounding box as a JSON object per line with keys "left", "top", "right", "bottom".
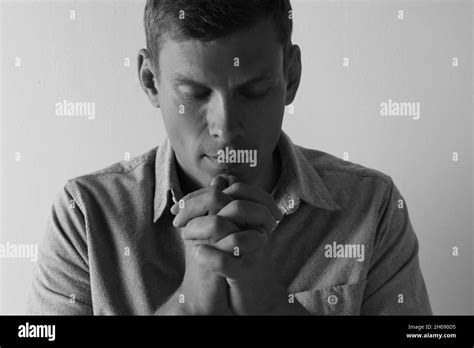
{"left": 205, "top": 155, "right": 221, "bottom": 163}
{"left": 204, "top": 154, "right": 243, "bottom": 169}
{"left": 204, "top": 145, "right": 241, "bottom": 156}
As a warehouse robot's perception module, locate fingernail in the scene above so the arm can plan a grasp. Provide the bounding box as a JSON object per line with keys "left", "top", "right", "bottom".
{"left": 171, "top": 204, "right": 177, "bottom": 215}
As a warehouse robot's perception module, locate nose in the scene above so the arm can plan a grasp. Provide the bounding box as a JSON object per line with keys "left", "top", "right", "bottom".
{"left": 207, "top": 92, "right": 245, "bottom": 143}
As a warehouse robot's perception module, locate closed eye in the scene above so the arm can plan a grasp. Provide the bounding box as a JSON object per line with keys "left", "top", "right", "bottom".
{"left": 240, "top": 88, "right": 271, "bottom": 99}
{"left": 177, "top": 85, "right": 211, "bottom": 100}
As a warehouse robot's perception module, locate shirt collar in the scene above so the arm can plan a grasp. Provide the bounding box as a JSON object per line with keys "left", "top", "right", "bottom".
{"left": 153, "top": 131, "right": 341, "bottom": 223}
{"left": 153, "top": 137, "right": 183, "bottom": 223}
{"left": 272, "top": 131, "right": 342, "bottom": 215}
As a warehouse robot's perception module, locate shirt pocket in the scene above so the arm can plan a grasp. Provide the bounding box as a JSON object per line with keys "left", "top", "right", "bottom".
{"left": 294, "top": 280, "right": 367, "bottom": 315}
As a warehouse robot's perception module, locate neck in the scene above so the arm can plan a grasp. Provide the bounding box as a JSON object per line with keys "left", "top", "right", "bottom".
{"left": 258, "top": 146, "right": 281, "bottom": 193}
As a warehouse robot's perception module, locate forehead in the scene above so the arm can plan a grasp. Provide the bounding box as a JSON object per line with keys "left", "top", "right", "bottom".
{"left": 158, "top": 18, "right": 284, "bottom": 85}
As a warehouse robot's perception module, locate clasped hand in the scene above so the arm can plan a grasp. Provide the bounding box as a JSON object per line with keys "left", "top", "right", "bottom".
{"left": 170, "top": 174, "right": 286, "bottom": 315}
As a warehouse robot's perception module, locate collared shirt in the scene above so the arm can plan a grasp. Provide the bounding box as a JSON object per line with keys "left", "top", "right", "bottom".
{"left": 27, "top": 131, "right": 432, "bottom": 315}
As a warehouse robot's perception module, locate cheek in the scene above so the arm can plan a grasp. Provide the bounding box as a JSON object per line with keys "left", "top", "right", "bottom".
{"left": 249, "top": 93, "right": 285, "bottom": 132}
{"left": 160, "top": 106, "right": 182, "bottom": 145}
{"left": 160, "top": 98, "right": 205, "bottom": 152}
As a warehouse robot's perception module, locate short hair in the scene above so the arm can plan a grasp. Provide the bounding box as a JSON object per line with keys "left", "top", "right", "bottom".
{"left": 144, "top": 0, "right": 293, "bottom": 81}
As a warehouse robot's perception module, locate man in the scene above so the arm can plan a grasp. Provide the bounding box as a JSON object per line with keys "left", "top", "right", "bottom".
{"left": 27, "top": 0, "right": 432, "bottom": 315}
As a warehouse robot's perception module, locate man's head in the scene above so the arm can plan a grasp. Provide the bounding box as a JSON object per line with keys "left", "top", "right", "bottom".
{"left": 138, "top": 0, "right": 301, "bottom": 192}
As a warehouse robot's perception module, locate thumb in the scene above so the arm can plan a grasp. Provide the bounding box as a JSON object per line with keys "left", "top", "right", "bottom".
{"left": 210, "top": 175, "right": 231, "bottom": 189}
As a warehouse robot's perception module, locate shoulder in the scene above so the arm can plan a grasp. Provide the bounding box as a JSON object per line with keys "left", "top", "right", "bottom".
{"left": 297, "top": 144, "right": 391, "bottom": 182}
{"left": 63, "top": 147, "right": 159, "bottom": 207}
{"left": 70, "top": 147, "right": 158, "bottom": 181}
{"left": 295, "top": 144, "right": 395, "bottom": 206}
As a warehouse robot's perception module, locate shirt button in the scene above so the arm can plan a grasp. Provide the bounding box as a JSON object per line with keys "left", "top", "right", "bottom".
{"left": 327, "top": 294, "right": 338, "bottom": 305}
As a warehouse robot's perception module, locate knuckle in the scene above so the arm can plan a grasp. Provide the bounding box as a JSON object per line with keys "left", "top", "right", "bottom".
{"left": 208, "top": 216, "right": 224, "bottom": 242}
{"left": 209, "top": 189, "right": 227, "bottom": 214}
{"left": 208, "top": 214, "right": 220, "bottom": 227}
{"left": 229, "top": 231, "right": 264, "bottom": 253}
{"left": 185, "top": 217, "right": 197, "bottom": 229}
{"left": 192, "top": 244, "right": 203, "bottom": 261}
{"left": 229, "top": 199, "right": 244, "bottom": 213}
{"left": 213, "top": 253, "right": 228, "bottom": 271}
{"left": 227, "top": 233, "right": 240, "bottom": 248}
{"left": 232, "top": 182, "right": 243, "bottom": 192}
{"left": 210, "top": 187, "right": 221, "bottom": 202}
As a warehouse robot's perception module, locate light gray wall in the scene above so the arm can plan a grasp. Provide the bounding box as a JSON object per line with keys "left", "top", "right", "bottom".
{"left": 0, "top": 0, "right": 472, "bottom": 314}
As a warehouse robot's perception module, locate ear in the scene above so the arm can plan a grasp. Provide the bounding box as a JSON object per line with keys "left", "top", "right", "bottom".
{"left": 284, "top": 44, "right": 302, "bottom": 106}
{"left": 137, "top": 48, "right": 160, "bottom": 108}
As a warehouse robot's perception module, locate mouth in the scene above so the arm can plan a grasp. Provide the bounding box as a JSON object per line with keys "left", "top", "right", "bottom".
{"left": 203, "top": 154, "right": 244, "bottom": 170}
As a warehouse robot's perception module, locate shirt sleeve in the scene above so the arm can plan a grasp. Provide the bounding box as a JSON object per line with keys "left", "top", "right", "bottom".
{"left": 27, "top": 182, "right": 93, "bottom": 315}
{"left": 361, "top": 178, "right": 433, "bottom": 315}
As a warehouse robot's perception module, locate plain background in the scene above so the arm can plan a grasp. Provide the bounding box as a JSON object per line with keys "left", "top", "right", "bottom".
{"left": 0, "top": 0, "right": 472, "bottom": 314}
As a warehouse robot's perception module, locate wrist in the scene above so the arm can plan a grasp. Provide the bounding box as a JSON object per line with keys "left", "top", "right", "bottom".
{"left": 155, "top": 287, "right": 190, "bottom": 315}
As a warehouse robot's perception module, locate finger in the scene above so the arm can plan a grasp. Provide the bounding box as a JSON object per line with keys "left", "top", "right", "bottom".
{"left": 217, "top": 200, "right": 277, "bottom": 234}
{"left": 170, "top": 187, "right": 208, "bottom": 215}
{"left": 213, "top": 229, "right": 268, "bottom": 255}
{"left": 210, "top": 175, "right": 231, "bottom": 189}
{"left": 172, "top": 188, "right": 233, "bottom": 227}
{"left": 181, "top": 215, "right": 240, "bottom": 243}
{"left": 193, "top": 244, "right": 252, "bottom": 279}
{"left": 170, "top": 175, "right": 231, "bottom": 215}
{"left": 222, "top": 182, "right": 283, "bottom": 221}
{"left": 225, "top": 175, "right": 239, "bottom": 186}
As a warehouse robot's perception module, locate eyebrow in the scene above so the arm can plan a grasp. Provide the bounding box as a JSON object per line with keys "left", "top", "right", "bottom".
{"left": 173, "top": 73, "right": 279, "bottom": 88}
